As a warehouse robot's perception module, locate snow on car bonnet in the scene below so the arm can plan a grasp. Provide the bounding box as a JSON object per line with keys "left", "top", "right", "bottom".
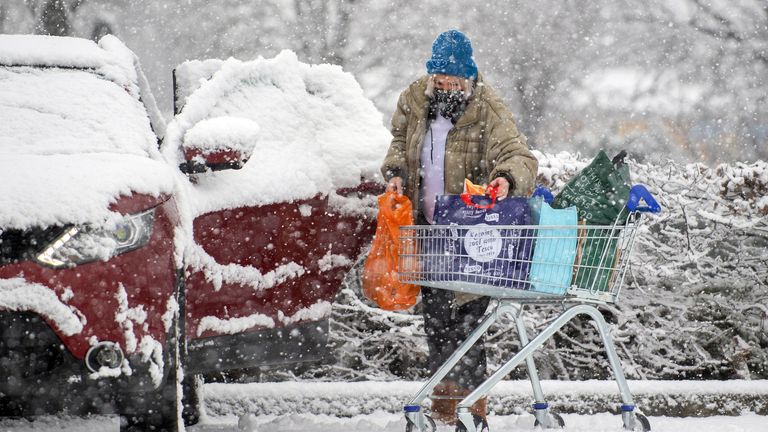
{"left": 164, "top": 50, "right": 390, "bottom": 214}
{"left": 0, "top": 35, "right": 174, "bottom": 229}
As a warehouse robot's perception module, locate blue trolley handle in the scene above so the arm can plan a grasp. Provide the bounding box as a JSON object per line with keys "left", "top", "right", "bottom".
{"left": 532, "top": 185, "right": 554, "bottom": 204}
{"left": 627, "top": 184, "right": 661, "bottom": 213}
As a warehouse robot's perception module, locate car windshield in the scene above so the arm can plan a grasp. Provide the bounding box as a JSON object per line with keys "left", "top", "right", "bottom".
{"left": 0, "top": 66, "right": 157, "bottom": 156}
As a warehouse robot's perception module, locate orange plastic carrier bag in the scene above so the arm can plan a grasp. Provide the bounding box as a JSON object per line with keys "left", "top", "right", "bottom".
{"left": 362, "top": 192, "right": 419, "bottom": 310}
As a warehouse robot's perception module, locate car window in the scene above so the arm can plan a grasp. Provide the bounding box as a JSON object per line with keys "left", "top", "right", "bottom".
{"left": 0, "top": 66, "right": 157, "bottom": 157}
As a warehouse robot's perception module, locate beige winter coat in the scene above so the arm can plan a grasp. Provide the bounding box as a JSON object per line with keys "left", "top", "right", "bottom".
{"left": 381, "top": 74, "right": 538, "bottom": 219}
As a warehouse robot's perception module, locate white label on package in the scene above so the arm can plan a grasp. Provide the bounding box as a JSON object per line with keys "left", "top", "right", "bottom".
{"left": 464, "top": 224, "right": 502, "bottom": 263}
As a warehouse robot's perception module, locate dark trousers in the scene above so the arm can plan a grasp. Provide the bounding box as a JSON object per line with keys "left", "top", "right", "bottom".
{"left": 422, "top": 287, "right": 490, "bottom": 390}
{"left": 417, "top": 211, "right": 490, "bottom": 390}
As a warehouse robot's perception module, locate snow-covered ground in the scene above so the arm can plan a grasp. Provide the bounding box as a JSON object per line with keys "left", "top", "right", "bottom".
{"left": 1, "top": 411, "right": 764, "bottom": 432}
{"left": 196, "top": 412, "right": 767, "bottom": 432}
{"left": 0, "top": 415, "right": 121, "bottom": 432}
{"left": 2, "top": 380, "right": 765, "bottom": 431}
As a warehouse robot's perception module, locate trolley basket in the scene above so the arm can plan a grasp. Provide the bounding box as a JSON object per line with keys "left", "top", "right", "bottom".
{"left": 397, "top": 184, "right": 661, "bottom": 432}
{"left": 398, "top": 214, "right": 640, "bottom": 303}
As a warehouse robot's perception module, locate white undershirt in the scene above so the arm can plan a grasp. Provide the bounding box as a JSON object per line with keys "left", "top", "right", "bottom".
{"left": 419, "top": 114, "right": 453, "bottom": 224}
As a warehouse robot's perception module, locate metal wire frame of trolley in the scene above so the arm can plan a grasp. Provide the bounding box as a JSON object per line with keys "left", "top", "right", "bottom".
{"left": 398, "top": 202, "right": 659, "bottom": 432}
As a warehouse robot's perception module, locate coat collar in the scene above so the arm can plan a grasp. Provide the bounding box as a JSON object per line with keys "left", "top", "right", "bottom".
{"left": 411, "top": 73, "right": 487, "bottom": 128}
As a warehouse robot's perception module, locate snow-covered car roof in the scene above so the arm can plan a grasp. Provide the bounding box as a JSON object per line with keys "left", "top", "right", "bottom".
{"left": 0, "top": 34, "right": 166, "bottom": 137}
{"left": 0, "top": 34, "right": 139, "bottom": 96}
{"left": 164, "top": 50, "right": 390, "bottom": 215}
{"left": 0, "top": 66, "right": 157, "bottom": 156}
{"left": 0, "top": 35, "right": 174, "bottom": 229}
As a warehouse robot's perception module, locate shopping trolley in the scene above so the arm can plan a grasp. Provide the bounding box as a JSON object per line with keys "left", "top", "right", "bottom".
{"left": 398, "top": 185, "right": 661, "bottom": 432}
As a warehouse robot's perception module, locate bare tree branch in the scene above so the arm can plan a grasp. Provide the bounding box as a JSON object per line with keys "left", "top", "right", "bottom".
{"left": 689, "top": 0, "right": 743, "bottom": 41}
{"left": 36, "top": 0, "right": 70, "bottom": 36}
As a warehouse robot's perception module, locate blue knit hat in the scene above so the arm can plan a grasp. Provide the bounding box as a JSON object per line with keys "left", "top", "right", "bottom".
{"left": 425, "top": 30, "right": 478, "bottom": 80}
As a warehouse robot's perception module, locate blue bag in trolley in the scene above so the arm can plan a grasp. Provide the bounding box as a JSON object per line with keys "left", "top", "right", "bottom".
{"left": 528, "top": 197, "right": 578, "bottom": 294}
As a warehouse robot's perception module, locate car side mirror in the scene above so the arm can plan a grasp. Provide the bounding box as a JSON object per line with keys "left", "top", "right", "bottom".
{"left": 179, "top": 117, "right": 259, "bottom": 174}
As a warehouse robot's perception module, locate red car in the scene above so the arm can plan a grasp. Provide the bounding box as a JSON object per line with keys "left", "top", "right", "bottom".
{"left": 0, "top": 34, "right": 185, "bottom": 429}
{"left": 0, "top": 37, "right": 387, "bottom": 430}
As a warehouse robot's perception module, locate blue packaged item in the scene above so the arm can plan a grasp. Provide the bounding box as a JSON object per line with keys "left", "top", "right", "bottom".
{"left": 528, "top": 197, "right": 578, "bottom": 294}
{"left": 433, "top": 194, "right": 533, "bottom": 289}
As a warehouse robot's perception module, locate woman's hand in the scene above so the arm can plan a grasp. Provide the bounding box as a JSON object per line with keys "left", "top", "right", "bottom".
{"left": 489, "top": 176, "right": 510, "bottom": 199}
{"left": 387, "top": 176, "right": 403, "bottom": 195}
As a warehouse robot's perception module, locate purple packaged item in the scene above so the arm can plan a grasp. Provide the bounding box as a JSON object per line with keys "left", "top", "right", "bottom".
{"left": 431, "top": 194, "right": 533, "bottom": 289}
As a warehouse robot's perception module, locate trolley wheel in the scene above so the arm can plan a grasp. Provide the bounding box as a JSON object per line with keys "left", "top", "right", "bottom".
{"left": 534, "top": 412, "right": 565, "bottom": 429}
{"left": 455, "top": 414, "right": 489, "bottom": 432}
{"left": 628, "top": 413, "right": 651, "bottom": 432}
{"left": 405, "top": 414, "right": 437, "bottom": 432}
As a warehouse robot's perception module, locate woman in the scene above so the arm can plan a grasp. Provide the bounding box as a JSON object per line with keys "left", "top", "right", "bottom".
{"left": 381, "top": 29, "right": 538, "bottom": 424}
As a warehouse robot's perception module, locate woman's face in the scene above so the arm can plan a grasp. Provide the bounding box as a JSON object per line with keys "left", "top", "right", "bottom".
{"left": 434, "top": 74, "right": 466, "bottom": 91}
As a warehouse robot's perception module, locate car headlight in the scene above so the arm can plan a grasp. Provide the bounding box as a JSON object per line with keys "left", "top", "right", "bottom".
{"left": 35, "top": 209, "right": 155, "bottom": 268}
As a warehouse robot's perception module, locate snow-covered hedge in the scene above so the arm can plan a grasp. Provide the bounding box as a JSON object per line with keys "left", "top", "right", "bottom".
{"left": 202, "top": 380, "right": 768, "bottom": 418}
{"left": 281, "top": 152, "right": 768, "bottom": 383}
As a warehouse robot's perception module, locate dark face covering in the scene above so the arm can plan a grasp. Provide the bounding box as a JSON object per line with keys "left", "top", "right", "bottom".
{"left": 429, "top": 89, "right": 467, "bottom": 123}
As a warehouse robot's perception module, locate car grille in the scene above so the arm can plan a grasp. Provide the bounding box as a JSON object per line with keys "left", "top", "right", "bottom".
{"left": 0, "top": 226, "right": 65, "bottom": 265}
{"left": 0, "top": 312, "right": 71, "bottom": 383}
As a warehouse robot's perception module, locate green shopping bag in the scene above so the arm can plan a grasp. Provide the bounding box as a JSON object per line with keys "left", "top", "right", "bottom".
{"left": 552, "top": 150, "right": 631, "bottom": 225}
{"left": 552, "top": 150, "right": 631, "bottom": 291}
{"left": 572, "top": 225, "right": 620, "bottom": 291}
